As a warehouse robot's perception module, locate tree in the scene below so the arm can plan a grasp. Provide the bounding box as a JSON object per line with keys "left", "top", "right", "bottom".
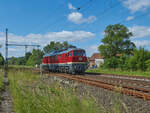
{"left": 24, "top": 52, "right": 32, "bottom": 63}
{"left": 43, "top": 41, "right": 76, "bottom": 54}
{"left": 9, "top": 56, "right": 17, "bottom": 65}
{"left": 16, "top": 57, "right": 25, "bottom": 65}
{"left": 0, "top": 53, "right": 4, "bottom": 65}
{"left": 128, "top": 48, "right": 150, "bottom": 71}
{"left": 0, "top": 45, "right": 4, "bottom": 65}
{"left": 99, "top": 24, "right": 135, "bottom": 59}
{"left": 26, "top": 49, "right": 44, "bottom": 66}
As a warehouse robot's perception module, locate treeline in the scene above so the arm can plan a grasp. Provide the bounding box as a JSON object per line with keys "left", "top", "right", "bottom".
{"left": 0, "top": 53, "right": 4, "bottom": 65}
{"left": 2, "top": 41, "right": 75, "bottom": 66}
{"left": 8, "top": 49, "right": 43, "bottom": 66}
{"left": 99, "top": 24, "right": 150, "bottom": 71}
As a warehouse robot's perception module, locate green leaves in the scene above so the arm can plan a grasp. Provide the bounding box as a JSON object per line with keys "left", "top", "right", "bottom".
{"left": 43, "top": 41, "right": 76, "bottom": 54}
{"left": 0, "top": 53, "right": 4, "bottom": 65}
{"left": 99, "top": 24, "right": 135, "bottom": 59}
{"left": 128, "top": 48, "right": 150, "bottom": 71}
{"left": 26, "top": 49, "right": 44, "bottom": 66}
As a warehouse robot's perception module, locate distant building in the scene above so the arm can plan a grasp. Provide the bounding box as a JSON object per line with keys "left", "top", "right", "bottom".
{"left": 89, "top": 53, "right": 104, "bottom": 68}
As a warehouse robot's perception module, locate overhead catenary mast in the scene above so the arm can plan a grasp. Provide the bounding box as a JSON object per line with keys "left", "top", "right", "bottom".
{"left": 8, "top": 44, "right": 40, "bottom": 55}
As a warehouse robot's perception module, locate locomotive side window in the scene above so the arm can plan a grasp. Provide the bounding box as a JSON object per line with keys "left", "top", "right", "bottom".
{"left": 73, "top": 51, "right": 79, "bottom": 56}
{"left": 69, "top": 52, "right": 72, "bottom": 56}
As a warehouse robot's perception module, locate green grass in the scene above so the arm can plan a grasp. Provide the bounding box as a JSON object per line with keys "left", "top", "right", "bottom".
{"left": 8, "top": 65, "right": 34, "bottom": 69}
{"left": 0, "top": 68, "right": 4, "bottom": 104}
{"left": 8, "top": 69, "right": 100, "bottom": 113}
{"left": 0, "top": 69, "right": 4, "bottom": 91}
{"left": 86, "top": 67, "right": 150, "bottom": 77}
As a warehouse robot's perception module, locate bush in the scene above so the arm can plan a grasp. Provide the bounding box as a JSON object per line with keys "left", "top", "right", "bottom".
{"left": 103, "top": 57, "right": 119, "bottom": 69}
{"left": 118, "top": 54, "right": 129, "bottom": 70}
{"left": 127, "top": 48, "right": 150, "bottom": 71}
{"left": 0, "top": 53, "right": 4, "bottom": 65}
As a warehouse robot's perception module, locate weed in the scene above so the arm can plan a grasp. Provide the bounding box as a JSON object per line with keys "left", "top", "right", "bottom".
{"left": 8, "top": 69, "right": 101, "bottom": 113}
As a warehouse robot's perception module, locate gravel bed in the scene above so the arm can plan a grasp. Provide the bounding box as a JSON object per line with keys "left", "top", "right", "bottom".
{"left": 41, "top": 74, "right": 150, "bottom": 113}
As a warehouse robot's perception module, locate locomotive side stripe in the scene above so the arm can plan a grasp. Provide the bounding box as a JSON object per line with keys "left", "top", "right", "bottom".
{"left": 43, "top": 62, "right": 87, "bottom": 64}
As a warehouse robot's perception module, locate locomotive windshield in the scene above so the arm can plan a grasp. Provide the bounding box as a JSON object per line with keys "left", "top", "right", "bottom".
{"left": 73, "top": 51, "right": 79, "bottom": 56}
{"left": 80, "top": 51, "right": 86, "bottom": 56}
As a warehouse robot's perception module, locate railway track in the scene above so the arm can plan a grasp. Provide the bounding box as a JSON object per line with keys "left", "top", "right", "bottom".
{"left": 85, "top": 72, "right": 150, "bottom": 82}
{"left": 42, "top": 72, "right": 150, "bottom": 101}
{"left": 31, "top": 68, "right": 150, "bottom": 100}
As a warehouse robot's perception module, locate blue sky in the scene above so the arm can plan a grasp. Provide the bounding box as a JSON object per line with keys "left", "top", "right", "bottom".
{"left": 0, "top": 0, "right": 150, "bottom": 57}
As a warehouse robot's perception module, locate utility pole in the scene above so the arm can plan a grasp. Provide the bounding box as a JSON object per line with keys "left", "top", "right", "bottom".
{"left": 5, "top": 28, "right": 8, "bottom": 77}
{"left": 25, "top": 45, "right": 27, "bottom": 54}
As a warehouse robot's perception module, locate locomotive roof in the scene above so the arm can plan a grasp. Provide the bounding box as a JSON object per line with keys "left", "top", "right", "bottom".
{"left": 44, "top": 48, "right": 85, "bottom": 57}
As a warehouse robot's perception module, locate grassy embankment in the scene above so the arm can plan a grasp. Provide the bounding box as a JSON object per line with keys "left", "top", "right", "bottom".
{"left": 8, "top": 65, "right": 34, "bottom": 69}
{"left": 86, "top": 67, "right": 150, "bottom": 77}
{"left": 0, "top": 68, "right": 4, "bottom": 103}
{"left": 8, "top": 69, "right": 101, "bottom": 113}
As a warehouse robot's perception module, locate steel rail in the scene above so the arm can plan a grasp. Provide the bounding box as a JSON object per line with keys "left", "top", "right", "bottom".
{"left": 46, "top": 72, "right": 150, "bottom": 101}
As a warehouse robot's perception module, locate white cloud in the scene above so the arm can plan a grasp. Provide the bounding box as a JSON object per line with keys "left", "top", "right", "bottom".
{"left": 129, "top": 25, "right": 150, "bottom": 38}
{"left": 84, "top": 45, "right": 99, "bottom": 56}
{"left": 68, "top": 12, "right": 96, "bottom": 24}
{"left": 44, "top": 30, "right": 95, "bottom": 42}
{"left": 122, "top": 0, "right": 150, "bottom": 13}
{"left": 0, "top": 30, "right": 95, "bottom": 57}
{"left": 126, "top": 16, "right": 134, "bottom": 21}
{"left": 68, "top": 3, "right": 76, "bottom": 10}
{"left": 134, "top": 40, "right": 150, "bottom": 47}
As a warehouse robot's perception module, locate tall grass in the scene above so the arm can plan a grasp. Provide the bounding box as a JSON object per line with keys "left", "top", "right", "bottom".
{"left": 0, "top": 69, "right": 4, "bottom": 91}
{"left": 0, "top": 69, "right": 4, "bottom": 104}
{"left": 8, "top": 70, "right": 100, "bottom": 113}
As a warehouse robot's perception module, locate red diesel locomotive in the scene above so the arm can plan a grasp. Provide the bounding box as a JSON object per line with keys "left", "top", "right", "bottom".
{"left": 41, "top": 48, "right": 88, "bottom": 74}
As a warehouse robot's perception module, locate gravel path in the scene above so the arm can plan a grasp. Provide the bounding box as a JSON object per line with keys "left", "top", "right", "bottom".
{"left": 0, "top": 75, "right": 13, "bottom": 113}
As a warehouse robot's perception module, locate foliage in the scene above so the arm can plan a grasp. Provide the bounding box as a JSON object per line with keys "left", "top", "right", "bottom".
{"left": 9, "top": 52, "right": 32, "bottom": 65}
{"left": 145, "top": 59, "right": 150, "bottom": 70}
{"left": 118, "top": 54, "right": 129, "bottom": 70}
{"left": 99, "top": 24, "right": 135, "bottom": 59}
{"left": 26, "top": 49, "right": 44, "bottom": 66}
{"left": 9, "top": 57, "right": 17, "bottom": 65}
{"left": 0, "top": 69, "right": 4, "bottom": 91}
{"left": 16, "top": 57, "right": 26, "bottom": 65}
{"left": 24, "top": 52, "right": 32, "bottom": 62}
{"left": 0, "top": 53, "right": 4, "bottom": 65}
{"left": 103, "top": 57, "right": 119, "bottom": 69}
{"left": 9, "top": 57, "right": 26, "bottom": 65}
{"left": 43, "top": 41, "right": 76, "bottom": 54}
{"left": 128, "top": 48, "right": 150, "bottom": 71}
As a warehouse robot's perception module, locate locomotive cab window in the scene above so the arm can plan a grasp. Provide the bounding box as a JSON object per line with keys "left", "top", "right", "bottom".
{"left": 80, "top": 51, "right": 86, "bottom": 56}
{"left": 73, "top": 51, "right": 79, "bottom": 56}
{"left": 69, "top": 52, "right": 72, "bottom": 56}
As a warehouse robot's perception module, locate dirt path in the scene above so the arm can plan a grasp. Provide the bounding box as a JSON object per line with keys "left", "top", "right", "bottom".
{"left": 0, "top": 75, "right": 14, "bottom": 113}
